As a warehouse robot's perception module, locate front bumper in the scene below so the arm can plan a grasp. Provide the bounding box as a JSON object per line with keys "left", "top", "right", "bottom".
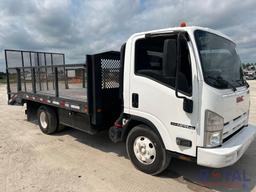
{"left": 197, "top": 124, "right": 256, "bottom": 168}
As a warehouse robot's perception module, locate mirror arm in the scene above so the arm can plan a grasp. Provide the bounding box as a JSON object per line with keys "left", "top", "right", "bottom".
{"left": 175, "top": 32, "right": 193, "bottom": 113}
{"left": 175, "top": 32, "right": 185, "bottom": 99}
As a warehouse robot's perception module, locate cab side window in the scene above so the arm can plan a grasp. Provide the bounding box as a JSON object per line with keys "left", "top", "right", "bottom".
{"left": 134, "top": 35, "right": 192, "bottom": 95}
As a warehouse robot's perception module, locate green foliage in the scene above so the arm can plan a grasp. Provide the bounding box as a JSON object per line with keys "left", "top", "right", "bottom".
{"left": 242, "top": 63, "right": 256, "bottom": 70}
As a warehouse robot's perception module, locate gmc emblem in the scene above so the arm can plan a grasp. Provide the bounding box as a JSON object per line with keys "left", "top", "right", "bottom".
{"left": 236, "top": 96, "right": 244, "bottom": 103}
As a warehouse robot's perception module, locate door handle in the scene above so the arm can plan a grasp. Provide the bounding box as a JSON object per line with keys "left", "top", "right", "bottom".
{"left": 132, "top": 93, "right": 139, "bottom": 108}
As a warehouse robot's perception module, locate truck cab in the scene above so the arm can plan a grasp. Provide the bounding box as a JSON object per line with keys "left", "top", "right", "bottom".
{"left": 113, "top": 25, "right": 256, "bottom": 174}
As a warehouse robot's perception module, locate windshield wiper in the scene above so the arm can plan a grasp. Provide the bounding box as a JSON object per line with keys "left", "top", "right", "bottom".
{"left": 234, "top": 79, "right": 249, "bottom": 88}
{"left": 206, "top": 75, "right": 237, "bottom": 92}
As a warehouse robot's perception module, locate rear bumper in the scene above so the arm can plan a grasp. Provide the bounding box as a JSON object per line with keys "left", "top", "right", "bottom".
{"left": 197, "top": 124, "right": 256, "bottom": 168}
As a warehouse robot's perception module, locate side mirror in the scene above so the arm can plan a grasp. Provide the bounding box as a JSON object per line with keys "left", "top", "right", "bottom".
{"left": 183, "top": 97, "right": 193, "bottom": 113}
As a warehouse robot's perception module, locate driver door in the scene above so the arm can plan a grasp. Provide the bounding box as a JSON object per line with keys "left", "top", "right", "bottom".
{"left": 128, "top": 33, "right": 198, "bottom": 156}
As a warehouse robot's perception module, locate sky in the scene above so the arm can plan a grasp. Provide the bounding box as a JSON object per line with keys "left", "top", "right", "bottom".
{"left": 0, "top": 0, "right": 255, "bottom": 71}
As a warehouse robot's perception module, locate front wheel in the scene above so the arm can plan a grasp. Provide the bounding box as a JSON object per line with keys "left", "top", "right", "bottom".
{"left": 126, "top": 125, "right": 170, "bottom": 175}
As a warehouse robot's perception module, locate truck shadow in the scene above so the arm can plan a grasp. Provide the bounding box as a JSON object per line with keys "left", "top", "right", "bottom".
{"left": 55, "top": 127, "right": 128, "bottom": 158}
{"left": 55, "top": 127, "right": 256, "bottom": 192}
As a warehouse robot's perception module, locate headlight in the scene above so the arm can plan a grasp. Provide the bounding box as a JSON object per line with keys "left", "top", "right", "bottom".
{"left": 205, "top": 131, "right": 222, "bottom": 147}
{"left": 204, "top": 110, "right": 224, "bottom": 147}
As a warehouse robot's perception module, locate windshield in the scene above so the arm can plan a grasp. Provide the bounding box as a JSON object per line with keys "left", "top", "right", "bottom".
{"left": 194, "top": 30, "right": 246, "bottom": 89}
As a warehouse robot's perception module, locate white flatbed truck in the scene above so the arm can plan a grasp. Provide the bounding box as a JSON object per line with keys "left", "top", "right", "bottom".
{"left": 5, "top": 24, "right": 256, "bottom": 175}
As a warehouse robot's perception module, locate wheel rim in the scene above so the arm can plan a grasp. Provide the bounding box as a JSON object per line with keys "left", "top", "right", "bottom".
{"left": 39, "top": 111, "right": 48, "bottom": 129}
{"left": 133, "top": 136, "right": 156, "bottom": 165}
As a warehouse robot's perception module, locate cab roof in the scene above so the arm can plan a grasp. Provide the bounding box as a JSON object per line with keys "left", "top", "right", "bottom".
{"left": 132, "top": 26, "right": 234, "bottom": 43}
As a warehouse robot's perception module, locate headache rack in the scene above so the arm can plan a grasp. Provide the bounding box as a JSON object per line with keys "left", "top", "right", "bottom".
{"left": 5, "top": 49, "right": 122, "bottom": 129}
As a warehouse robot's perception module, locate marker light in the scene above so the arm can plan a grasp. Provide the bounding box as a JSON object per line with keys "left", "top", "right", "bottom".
{"left": 180, "top": 22, "right": 187, "bottom": 27}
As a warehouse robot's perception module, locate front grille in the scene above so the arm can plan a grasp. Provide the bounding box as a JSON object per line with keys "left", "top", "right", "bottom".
{"left": 233, "top": 115, "right": 242, "bottom": 121}
{"left": 222, "top": 112, "right": 248, "bottom": 140}
{"left": 223, "top": 126, "right": 245, "bottom": 143}
{"left": 224, "top": 122, "right": 229, "bottom": 126}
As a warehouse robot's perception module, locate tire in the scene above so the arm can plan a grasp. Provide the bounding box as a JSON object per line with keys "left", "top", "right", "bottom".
{"left": 126, "top": 125, "right": 171, "bottom": 175}
{"left": 37, "top": 106, "right": 58, "bottom": 134}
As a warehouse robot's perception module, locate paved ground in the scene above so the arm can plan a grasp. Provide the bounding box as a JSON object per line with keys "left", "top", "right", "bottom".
{"left": 0, "top": 81, "right": 256, "bottom": 192}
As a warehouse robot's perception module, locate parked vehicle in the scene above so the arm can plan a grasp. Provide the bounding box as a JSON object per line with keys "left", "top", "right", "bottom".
{"left": 244, "top": 70, "right": 256, "bottom": 80}
{"left": 5, "top": 24, "right": 256, "bottom": 175}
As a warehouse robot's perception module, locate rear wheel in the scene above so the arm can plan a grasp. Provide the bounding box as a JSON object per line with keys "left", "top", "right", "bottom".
{"left": 126, "top": 125, "right": 170, "bottom": 175}
{"left": 37, "top": 106, "right": 58, "bottom": 134}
